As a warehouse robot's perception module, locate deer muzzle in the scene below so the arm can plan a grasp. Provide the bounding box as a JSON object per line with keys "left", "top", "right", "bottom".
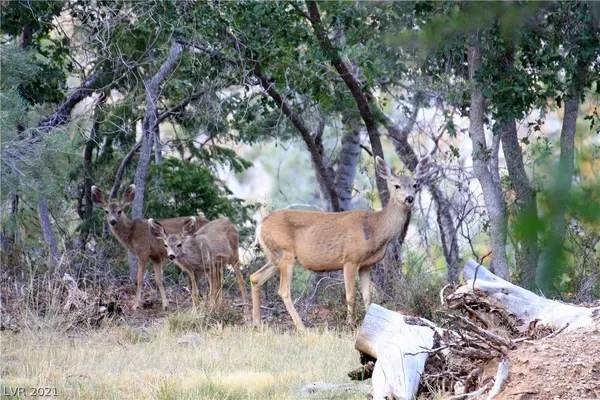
{"left": 110, "top": 219, "right": 117, "bottom": 226}
{"left": 405, "top": 195, "right": 414, "bottom": 204}
{"left": 168, "top": 254, "right": 176, "bottom": 261}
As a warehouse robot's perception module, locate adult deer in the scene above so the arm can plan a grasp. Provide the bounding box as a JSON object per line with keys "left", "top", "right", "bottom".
{"left": 91, "top": 185, "right": 208, "bottom": 310}
{"left": 148, "top": 217, "right": 246, "bottom": 309}
{"left": 251, "top": 155, "right": 432, "bottom": 330}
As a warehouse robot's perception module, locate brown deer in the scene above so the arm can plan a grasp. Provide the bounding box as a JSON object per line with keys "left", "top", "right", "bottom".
{"left": 91, "top": 184, "right": 208, "bottom": 310}
{"left": 251, "top": 155, "right": 432, "bottom": 330}
{"left": 148, "top": 217, "right": 246, "bottom": 309}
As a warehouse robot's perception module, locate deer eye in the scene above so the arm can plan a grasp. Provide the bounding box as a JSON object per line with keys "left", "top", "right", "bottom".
{"left": 104, "top": 210, "right": 108, "bottom": 214}
{"left": 118, "top": 210, "right": 122, "bottom": 214}
{"left": 164, "top": 244, "right": 168, "bottom": 248}
{"left": 177, "top": 243, "right": 182, "bottom": 248}
{"left": 413, "top": 183, "right": 418, "bottom": 189}
{"left": 394, "top": 184, "right": 401, "bottom": 189}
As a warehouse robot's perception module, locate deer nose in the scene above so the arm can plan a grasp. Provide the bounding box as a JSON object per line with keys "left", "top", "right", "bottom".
{"left": 110, "top": 220, "right": 117, "bottom": 226}
{"left": 168, "top": 254, "right": 175, "bottom": 261}
{"left": 405, "top": 195, "right": 414, "bottom": 204}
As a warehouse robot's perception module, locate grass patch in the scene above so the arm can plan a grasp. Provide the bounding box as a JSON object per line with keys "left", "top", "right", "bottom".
{"left": 1, "top": 315, "right": 360, "bottom": 399}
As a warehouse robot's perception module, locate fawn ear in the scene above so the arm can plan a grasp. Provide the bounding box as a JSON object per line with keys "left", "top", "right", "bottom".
{"left": 91, "top": 186, "right": 107, "bottom": 207}
{"left": 122, "top": 185, "right": 135, "bottom": 207}
{"left": 375, "top": 156, "right": 394, "bottom": 180}
{"left": 148, "top": 219, "right": 167, "bottom": 240}
{"left": 181, "top": 217, "right": 197, "bottom": 237}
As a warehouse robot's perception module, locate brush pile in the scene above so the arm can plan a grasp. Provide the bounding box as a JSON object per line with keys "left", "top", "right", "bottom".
{"left": 350, "top": 259, "right": 600, "bottom": 400}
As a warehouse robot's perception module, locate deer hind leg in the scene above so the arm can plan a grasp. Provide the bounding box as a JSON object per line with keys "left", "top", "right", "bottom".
{"left": 232, "top": 261, "right": 247, "bottom": 305}
{"left": 250, "top": 261, "right": 279, "bottom": 326}
{"left": 152, "top": 260, "right": 168, "bottom": 311}
{"left": 278, "top": 254, "right": 305, "bottom": 331}
{"left": 359, "top": 266, "right": 372, "bottom": 310}
{"left": 343, "top": 264, "right": 359, "bottom": 327}
{"left": 133, "top": 256, "right": 148, "bottom": 310}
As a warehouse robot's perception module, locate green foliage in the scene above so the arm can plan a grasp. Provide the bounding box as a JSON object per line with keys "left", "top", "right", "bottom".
{"left": 145, "top": 157, "right": 255, "bottom": 244}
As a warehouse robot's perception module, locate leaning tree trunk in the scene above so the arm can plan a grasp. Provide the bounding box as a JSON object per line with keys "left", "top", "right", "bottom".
{"left": 129, "top": 42, "right": 183, "bottom": 282}
{"left": 536, "top": 94, "right": 579, "bottom": 294}
{"left": 467, "top": 44, "right": 510, "bottom": 281}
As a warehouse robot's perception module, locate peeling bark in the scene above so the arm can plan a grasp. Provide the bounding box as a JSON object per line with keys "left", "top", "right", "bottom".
{"left": 38, "top": 196, "right": 60, "bottom": 269}
{"left": 468, "top": 45, "right": 510, "bottom": 281}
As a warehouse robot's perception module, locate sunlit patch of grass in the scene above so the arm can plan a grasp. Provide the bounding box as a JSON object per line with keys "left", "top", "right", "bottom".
{"left": 1, "top": 313, "right": 361, "bottom": 399}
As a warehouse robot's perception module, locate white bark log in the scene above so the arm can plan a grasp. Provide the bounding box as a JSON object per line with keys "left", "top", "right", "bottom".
{"left": 356, "top": 304, "right": 441, "bottom": 400}
{"left": 463, "top": 259, "right": 600, "bottom": 331}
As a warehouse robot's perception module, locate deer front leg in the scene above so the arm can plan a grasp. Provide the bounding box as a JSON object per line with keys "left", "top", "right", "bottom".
{"left": 250, "top": 261, "right": 279, "bottom": 326}
{"left": 359, "top": 266, "right": 372, "bottom": 309}
{"left": 133, "top": 257, "right": 148, "bottom": 310}
{"left": 343, "top": 264, "right": 358, "bottom": 327}
{"left": 153, "top": 261, "right": 168, "bottom": 311}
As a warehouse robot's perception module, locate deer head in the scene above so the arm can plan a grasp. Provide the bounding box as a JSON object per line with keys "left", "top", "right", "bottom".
{"left": 149, "top": 217, "right": 197, "bottom": 261}
{"left": 375, "top": 156, "right": 417, "bottom": 206}
{"left": 375, "top": 155, "right": 434, "bottom": 207}
{"left": 91, "top": 185, "right": 135, "bottom": 227}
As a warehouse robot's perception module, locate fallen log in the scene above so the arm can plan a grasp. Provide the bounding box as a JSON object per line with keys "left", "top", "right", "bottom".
{"left": 355, "top": 304, "right": 442, "bottom": 399}
{"left": 463, "top": 259, "right": 600, "bottom": 331}
{"left": 352, "top": 259, "right": 600, "bottom": 400}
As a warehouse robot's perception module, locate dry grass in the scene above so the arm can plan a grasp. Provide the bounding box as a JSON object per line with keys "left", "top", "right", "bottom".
{"left": 0, "top": 309, "right": 363, "bottom": 400}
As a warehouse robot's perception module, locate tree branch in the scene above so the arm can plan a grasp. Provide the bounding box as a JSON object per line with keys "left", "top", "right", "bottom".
{"left": 305, "top": 0, "right": 389, "bottom": 206}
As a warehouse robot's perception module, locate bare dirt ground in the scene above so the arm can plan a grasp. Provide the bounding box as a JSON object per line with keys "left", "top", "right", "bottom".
{"left": 497, "top": 328, "right": 600, "bottom": 400}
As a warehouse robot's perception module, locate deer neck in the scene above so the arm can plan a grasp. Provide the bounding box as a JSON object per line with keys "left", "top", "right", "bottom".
{"left": 371, "top": 199, "right": 411, "bottom": 247}
{"left": 109, "top": 215, "right": 135, "bottom": 247}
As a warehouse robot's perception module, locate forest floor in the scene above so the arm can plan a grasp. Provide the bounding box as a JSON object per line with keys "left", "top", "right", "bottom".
{"left": 497, "top": 327, "right": 600, "bottom": 400}
{"left": 0, "top": 302, "right": 364, "bottom": 400}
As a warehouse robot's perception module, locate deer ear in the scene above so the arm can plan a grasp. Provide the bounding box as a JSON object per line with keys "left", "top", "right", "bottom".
{"left": 148, "top": 219, "right": 167, "bottom": 240}
{"left": 91, "top": 186, "right": 107, "bottom": 207}
{"left": 375, "top": 156, "right": 393, "bottom": 180}
{"left": 122, "top": 185, "right": 135, "bottom": 206}
{"left": 181, "top": 217, "right": 197, "bottom": 237}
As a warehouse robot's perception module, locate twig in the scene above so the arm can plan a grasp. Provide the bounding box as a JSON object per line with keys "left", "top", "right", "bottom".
{"left": 544, "top": 322, "right": 570, "bottom": 339}
{"left": 447, "top": 382, "right": 492, "bottom": 400}
{"left": 485, "top": 358, "right": 510, "bottom": 400}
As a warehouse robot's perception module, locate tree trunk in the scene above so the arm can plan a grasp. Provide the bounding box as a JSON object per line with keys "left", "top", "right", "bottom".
{"left": 536, "top": 94, "right": 579, "bottom": 293}
{"left": 334, "top": 118, "right": 361, "bottom": 211}
{"left": 500, "top": 120, "right": 538, "bottom": 288}
{"left": 313, "top": 119, "right": 336, "bottom": 211}
{"left": 129, "top": 42, "right": 182, "bottom": 281}
{"left": 38, "top": 196, "right": 60, "bottom": 270}
{"left": 83, "top": 93, "right": 106, "bottom": 222}
{"left": 468, "top": 45, "right": 510, "bottom": 281}
{"left": 305, "top": 0, "right": 389, "bottom": 207}
{"left": 131, "top": 41, "right": 183, "bottom": 220}
{"left": 248, "top": 59, "right": 340, "bottom": 212}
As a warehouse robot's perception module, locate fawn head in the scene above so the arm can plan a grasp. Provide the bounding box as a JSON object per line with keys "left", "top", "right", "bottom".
{"left": 91, "top": 185, "right": 135, "bottom": 227}
{"left": 148, "top": 217, "right": 197, "bottom": 260}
